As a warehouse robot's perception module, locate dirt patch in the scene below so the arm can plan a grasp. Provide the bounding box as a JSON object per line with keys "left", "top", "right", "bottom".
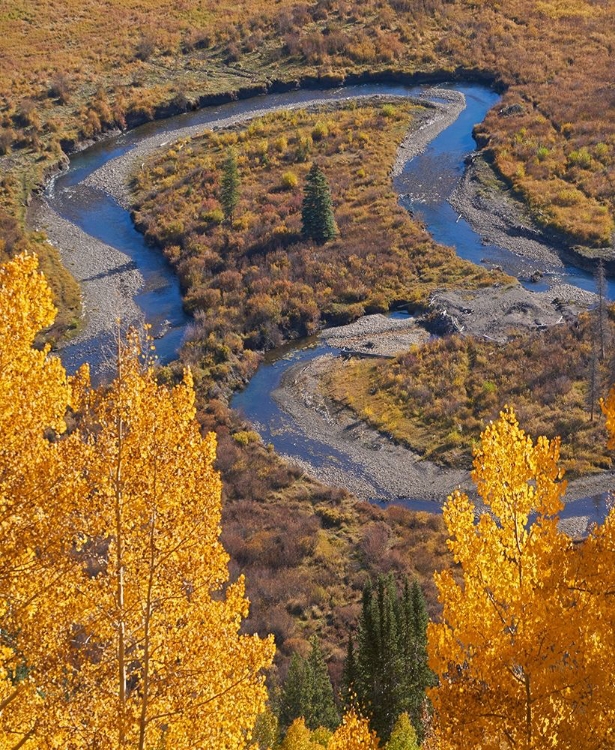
{"left": 427, "top": 283, "right": 594, "bottom": 343}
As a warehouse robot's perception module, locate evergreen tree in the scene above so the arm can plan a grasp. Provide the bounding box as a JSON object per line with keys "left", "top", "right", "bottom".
{"left": 280, "top": 638, "right": 340, "bottom": 732}
{"left": 347, "top": 575, "right": 431, "bottom": 742}
{"left": 220, "top": 147, "right": 239, "bottom": 223}
{"left": 307, "top": 637, "right": 340, "bottom": 731}
{"left": 301, "top": 163, "right": 338, "bottom": 244}
{"left": 397, "top": 580, "right": 431, "bottom": 736}
{"left": 280, "top": 654, "right": 310, "bottom": 731}
{"left": 341, "top": 635, "right": 357, "bottom": 707}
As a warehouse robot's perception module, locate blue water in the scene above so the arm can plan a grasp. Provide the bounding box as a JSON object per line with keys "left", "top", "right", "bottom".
{"left": 50, "top": 80, "right": 614, "bottom": 518}
{"left": 395, "top": 85, "right": 615, "bottom": 297}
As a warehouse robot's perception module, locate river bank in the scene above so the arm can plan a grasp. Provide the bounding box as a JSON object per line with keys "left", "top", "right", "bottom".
{"left": 29, "top": 195, "right": 145, "bottom": 376}
{"left": 83, "top": 91, "right": 463, "bottom": 209}
{"left": 270, "top": 315, "right": 615, "bottom": 537}
{"left": 450, "top": 154, "right": 615, "bottom": 277}
{"left": 28, "top": 89, "right": 468, "bottom": 368}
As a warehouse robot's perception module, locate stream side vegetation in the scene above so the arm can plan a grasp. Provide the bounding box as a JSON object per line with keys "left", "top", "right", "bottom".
{"left": 324, "top": 308, "right": 615, "bottom": 476}
{"left": 132, "top": 103, "right": 505, "bottom": 397}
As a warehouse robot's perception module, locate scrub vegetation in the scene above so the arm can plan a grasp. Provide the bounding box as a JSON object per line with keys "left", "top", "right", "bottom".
{"left": 132, "top": 102, "right": 504, "bottom": 393}
{"left": 325, "top": 310, "right": 615, "bottom": 475}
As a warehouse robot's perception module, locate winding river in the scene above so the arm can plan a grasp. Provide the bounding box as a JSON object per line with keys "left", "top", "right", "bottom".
{"left": 38, "top": 81, "right": 614, "bottom": 526}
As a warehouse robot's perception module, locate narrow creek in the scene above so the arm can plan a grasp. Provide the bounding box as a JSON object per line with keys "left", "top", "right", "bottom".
{"left": 43, "top": 81, "right": 613, "bottom": 524}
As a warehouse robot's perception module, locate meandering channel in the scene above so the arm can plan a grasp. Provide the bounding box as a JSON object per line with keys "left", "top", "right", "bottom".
{"left": 30, "top": 81, "right": 615, "bottom": 527}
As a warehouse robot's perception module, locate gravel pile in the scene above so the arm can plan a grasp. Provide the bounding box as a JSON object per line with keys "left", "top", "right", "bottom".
{"left": 429, "top": 283, "right": 594, "bottom": 343}
{"left": 321, "top": 313, "right": 429, "bottom": 357}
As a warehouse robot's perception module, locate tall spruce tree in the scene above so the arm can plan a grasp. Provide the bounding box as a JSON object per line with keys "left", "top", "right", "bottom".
{"left": 279, "top": 638, "right": 340, "bottom": 732}
{"left": 307, "top": 637, "right": 340, "bottom": 731}
{"left": 301, "top": 163, "right": 338, "bottom": 244}
{"left": 220, "top": 147, "right": 239, "bottom": 223}
{"left": 279, "top": 654, "right": 309, "bottom": 731}
{"left": 344, "top": 575, "right": 432, "bottom": 742}
{"left": 341, "top": 635, "right": 357, "bottom": 707}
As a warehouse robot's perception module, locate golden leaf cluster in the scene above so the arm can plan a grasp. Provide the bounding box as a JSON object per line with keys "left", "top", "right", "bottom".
{"left": 0, "top": 254, "right": 274, "bottom": 748}
{"left": 428, "top": 406, "right": 615, "bottom": 749}
{"left": 279, "top": 713, "right": 379, "bottom": 750}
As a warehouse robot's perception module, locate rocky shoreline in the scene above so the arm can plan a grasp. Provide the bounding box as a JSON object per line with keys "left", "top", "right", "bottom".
{"left": 28, "top": 195, "right": 145, "bottom": 377}
{"left": 272, "top": 351, "right": 473, "bottom": 503}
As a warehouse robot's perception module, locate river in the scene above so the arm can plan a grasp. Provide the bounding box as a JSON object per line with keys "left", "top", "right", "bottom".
{"left": 40, "top": 81, "right": 614, "bottom": 524}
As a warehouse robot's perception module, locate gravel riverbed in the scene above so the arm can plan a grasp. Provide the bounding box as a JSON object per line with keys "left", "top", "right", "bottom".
{"left": 273, "top": 323, "right": 614, "bottom": 536}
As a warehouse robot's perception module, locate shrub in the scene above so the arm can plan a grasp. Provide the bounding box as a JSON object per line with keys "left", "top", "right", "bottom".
{"left": 281, "top": 170, "right": 299, "bottom": 190}
{"left": 311, "top": 122, "right": 329, "bottom": 141}
{"left": 202, "top": 208, "right": 225, "bottom": 224}
{"left": 135, "top": 34, "right": 156, "bottom": 61}
{"left": 0, "top": 129, "right": 13, "bottom": 155}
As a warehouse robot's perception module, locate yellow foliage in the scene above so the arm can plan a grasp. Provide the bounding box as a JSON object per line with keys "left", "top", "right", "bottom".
{"left": 0, "top": 253, "right": 74, "bottom": 747}
{"left": 0, "top": 255, "right": 274, "bottom": 748}
{"left": 326, "top": 712, "right": 380, "bottom": 750}
{"left": 281, "top": 718, "right": 321, "bottom": 750}
{"left": 428, "top": 408, "right": 587, "bottom": 749}
{"left": 280, "top": 713, "right": 378, "bottom": 750}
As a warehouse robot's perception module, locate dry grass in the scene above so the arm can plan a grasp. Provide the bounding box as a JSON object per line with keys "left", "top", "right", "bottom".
{"left": 131, "top": 102, "right": 505, "bottom": 394}
{"left": 325, "top": 311, "right": 615, "bottom": 476}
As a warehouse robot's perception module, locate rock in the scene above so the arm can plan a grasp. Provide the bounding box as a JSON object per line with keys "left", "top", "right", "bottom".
{"left": 530, "top": 269, "right": 544, "bottom": 283}
{"left": 499, "top": 103, "right": 524, "bottom": 117}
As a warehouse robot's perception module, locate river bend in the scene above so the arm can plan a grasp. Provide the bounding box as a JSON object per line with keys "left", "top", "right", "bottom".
{"left": 30, "top": 82, "right": 615, "bottom": 527}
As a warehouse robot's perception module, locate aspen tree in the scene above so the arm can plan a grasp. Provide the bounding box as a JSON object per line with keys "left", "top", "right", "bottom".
{"left": 51, "top": 331, "right": 275, "bottom": 748}
{"left": 0, "top": 254, "right": 77, "bottom": 748}
{"left": 326, "top": 712, "right": 380, "bottom": 750}
{"left": 428, "top": 409, "right": 585, "bottom": 749}
{"left": 0, "top": 256, "right": 274, "bottom": 747}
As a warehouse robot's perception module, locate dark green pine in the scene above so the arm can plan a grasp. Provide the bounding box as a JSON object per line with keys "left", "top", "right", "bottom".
{"left": 278, "top": 652, "right": 310, "bottom": 731}
{"left": 306, "top": 636, "right": 340, "bottom": 731}
{"left": 341, "top": 634, "right": 357, "bottom": 709}
{"left": 346, "top": 575, "right": 432, "bottom": 743}
{"left": 220, "top": 147, "right": 240, "bottom": 223}
{"left": 301, "top": 163, "right": 338, "bottom": 244}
